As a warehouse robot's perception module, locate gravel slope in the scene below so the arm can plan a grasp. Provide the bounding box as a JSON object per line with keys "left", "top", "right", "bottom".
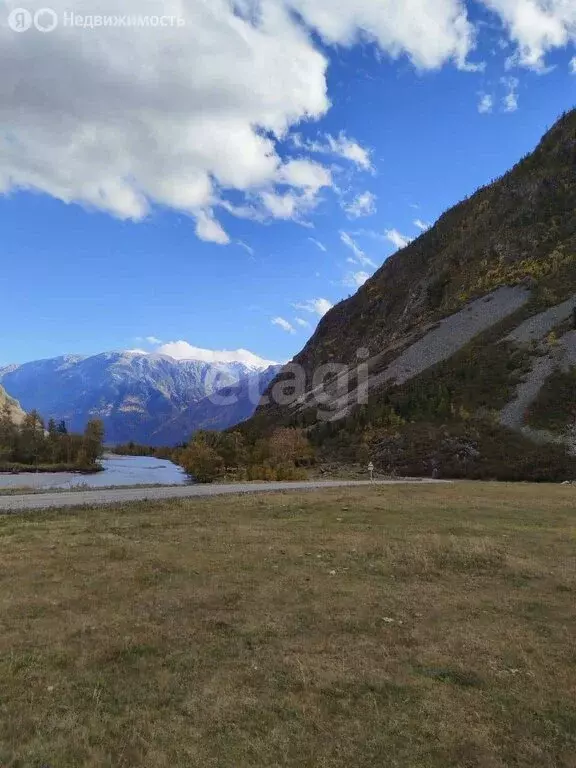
{"left": 0, "top": 480, "right": 448, "bottom": 513}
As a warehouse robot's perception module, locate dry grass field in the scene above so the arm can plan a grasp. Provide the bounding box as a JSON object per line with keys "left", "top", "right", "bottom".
{"left": 0, "top": 483, "right": 575, "bottom": 767}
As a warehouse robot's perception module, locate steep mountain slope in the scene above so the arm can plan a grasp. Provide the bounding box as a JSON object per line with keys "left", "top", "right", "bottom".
{"left": 0, "top": 352, "right": 270, "bottom": 444}
{"left": 0, "top": 384, "right": 25, "bottom": 425}
{"left": 152, "top": 365, "right": 281, "bottom": 445}
{"left": 247, "top": 109, "right": 576, "bottom": 479}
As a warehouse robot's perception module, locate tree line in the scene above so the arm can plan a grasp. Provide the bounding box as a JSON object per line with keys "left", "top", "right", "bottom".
{"left": 0, "top": 404, "right": 105, "bottom": 472}
{"left": 115, "top": 427, "right": 315, "bottom": 483}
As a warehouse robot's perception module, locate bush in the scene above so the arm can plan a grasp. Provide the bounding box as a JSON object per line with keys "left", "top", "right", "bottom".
{"left": 179, "top": 443, "right": 224, "bottom": 483}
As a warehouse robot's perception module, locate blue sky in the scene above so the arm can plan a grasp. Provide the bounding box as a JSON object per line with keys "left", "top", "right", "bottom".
{"left": 1, "top": 0, "right": 575, "bottom": 367}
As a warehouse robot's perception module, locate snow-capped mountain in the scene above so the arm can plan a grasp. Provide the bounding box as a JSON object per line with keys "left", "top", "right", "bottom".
{"left": 0, "top": 350, "right": 277, "bottom": 444}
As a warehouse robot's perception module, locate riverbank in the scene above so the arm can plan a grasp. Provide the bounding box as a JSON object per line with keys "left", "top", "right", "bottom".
{"left": 0, "top": 462, "right": 103, "bottom": 475}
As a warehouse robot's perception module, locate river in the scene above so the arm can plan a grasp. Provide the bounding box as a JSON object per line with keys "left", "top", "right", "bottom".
{"left": 0, "top": 455, "right": 188, "bottom": 491}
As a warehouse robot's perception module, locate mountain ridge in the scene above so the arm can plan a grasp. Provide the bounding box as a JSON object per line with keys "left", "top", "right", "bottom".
{"left": 245, "top": 109, "right": 576, "bottom": 479}
{"left": 0, "top": 351, "right": 275, "bottom": 444}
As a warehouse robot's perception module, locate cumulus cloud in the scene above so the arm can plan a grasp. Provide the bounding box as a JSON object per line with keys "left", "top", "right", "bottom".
{"left": 501, "top": 76, "right": 520, "bottom": 112}
{"left": 478, "top": 93, "right": 494, "bottom": 113}
{"left": 340, "top": 232, "right": 377, "bottom": 268}
{"left": 286, "top": 0, "right": 477, "bottom": 70}
{"left": 344, "top": 191, "right": 377, "bottom": 219}
{"left": 385, "top": 229, "right": 413, "bottom": 250}
{"left": 480, "top": 0, "right": 576, "bottom": 70}
{"left": 272, "top": 317, "right": 296, "bottom": 334}
{"left": 0, "top": 0, "right": 488, "bottom": 244}
{"left": 571, "top": 56, "right": 576, "bottom": 73}
{"left": 3, "top": 0, "right": 573, "bottom": 246}
{"left": 0, "top": 0, "right": 331, "bottom": 241}
{"left": 145, "top": 336, "right": 163, "bottom": 346}
{"left": 414, "top": 218, "right": 431, "bottom": 231}
{"left": 155, "top": 341, "right": 276, "bottom": 368}
{"left": 294, "top": 298, "right": 334, "bottom": 317}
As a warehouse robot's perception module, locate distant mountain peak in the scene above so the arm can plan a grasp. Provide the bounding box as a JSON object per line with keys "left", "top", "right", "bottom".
{"left": 126, "top": 342, "right": 277, "bottom": 370}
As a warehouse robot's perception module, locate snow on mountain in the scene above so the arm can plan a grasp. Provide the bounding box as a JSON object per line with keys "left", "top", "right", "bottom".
{"left": 0, "top": 350, "right": 278, "bottom": 444}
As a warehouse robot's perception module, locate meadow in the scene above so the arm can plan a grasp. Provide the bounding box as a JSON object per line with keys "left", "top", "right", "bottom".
{"left": 0, "top": 483, "right": 574, "bottom": 767}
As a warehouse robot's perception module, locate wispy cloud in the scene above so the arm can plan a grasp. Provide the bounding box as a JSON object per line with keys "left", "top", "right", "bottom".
{"left": 413, "top": 219, "right": 430, "bottom": 231}
{"left": 237, "top": 240, "right": 255, "bottom": 257}
{"left": 340, "top": 232, "right": 377, "bottom": 268}
{"left": 344, "top": 271, "right": 370, "bottom": 289}
{"left": 294, "top": 298, "right": 334, "bottom": 317}
{"left": 295, "top": 317, "right": 311, "bottom": 328}
{"left": 292, "top": 132, "right": 373, "bottom": 172}
{"left": 385, "top": 229, "right": 413, "bottom": 250}
{"left": 308, "top": 237, "right": 327, "bottom": 253}
{"left": 570, "top": 57, "right": 576, "bottom": 74}
{"left": 272, "top": 317, "right": 296, "bottom": 334}
{"left": 343, "top": 191, "right": 377, "bottom": 219}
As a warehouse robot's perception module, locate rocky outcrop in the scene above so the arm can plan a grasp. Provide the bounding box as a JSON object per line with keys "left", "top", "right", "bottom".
{"left": 0, "top": 385, "right": 25, "bottom": 425}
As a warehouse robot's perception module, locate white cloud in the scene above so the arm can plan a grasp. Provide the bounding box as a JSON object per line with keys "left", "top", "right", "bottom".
{"left": 272, "top": 317, "right": 296, "bottom": 334}
{"left": 3, "top": 0, "right": 574, "bottom": 245}
{"left": 478, "top": 93, "right": 494, "bottom": 113}
{"left": 385, "top": 229, "right": 413, "bottom": 250}
{"left": 326, "top": 134, "right": 374, "bottom": 171}
{"left": 0, "top": 0, "right": 332, "bottom": 240}
{"left": 293, "top": 132, "right": 374, "bottom": 171}
{"left": 294, "top": 298, "right": 334, "bottom": 317}
{"left": 286, "top": 0, "right": 477, "bottom": 70}
{"left": 279, "top": 159, "right": 332, "bottom": 192}
{"left": 480, "top": 0, "right": 576, "bottom": 70}
{"left": 571, "top": 56, "right": 576, "bottom": 73}
{"left": 295, "top": 317, "right": 311, "bottom": 328}
{"left": 308, "top": 237, "right": 327, "bottom": 253}
{"left": 195, "top": 210, "right": 231, "bottom": 244}
{"left": 340, "top": 232, "right": 377, "bottom": 268}
{"left": 145, "top": 336, "right": 163, "bottom": 346}
{"left": 344, "top": 191, "right": 377, "bottom": 219}
{"left": 237, "top": 241, "right": 255, "bottom": 257}
{"left": 501, "top": 76, "right": 520, "bottom": 112}
{"left": 344, "top": 271, "right": 371, "bottom": 289}
{"left": 155, "top": 342, "right": 276, "bottom": 369}
{"left": 414, "top": 218, "right": 431, "bottom": 231}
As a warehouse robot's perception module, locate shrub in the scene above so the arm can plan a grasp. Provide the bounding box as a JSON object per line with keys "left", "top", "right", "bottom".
{"left": 179, "top": 443, "right": 224, "bottom": 483}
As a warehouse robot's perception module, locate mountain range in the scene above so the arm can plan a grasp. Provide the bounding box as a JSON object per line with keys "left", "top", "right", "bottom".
{"left": 5, "top": 109, "right": 576, "bottom": 478}
{"left": 245, "top": 109, "right": 576, "bottom": 480}
{"left": 0, "top": 352, "right": 279, "bottom": 445}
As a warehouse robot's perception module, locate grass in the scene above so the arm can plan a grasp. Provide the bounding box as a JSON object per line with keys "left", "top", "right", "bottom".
{"left": 0, "top": 483, "right": 575, "bottom": 767}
